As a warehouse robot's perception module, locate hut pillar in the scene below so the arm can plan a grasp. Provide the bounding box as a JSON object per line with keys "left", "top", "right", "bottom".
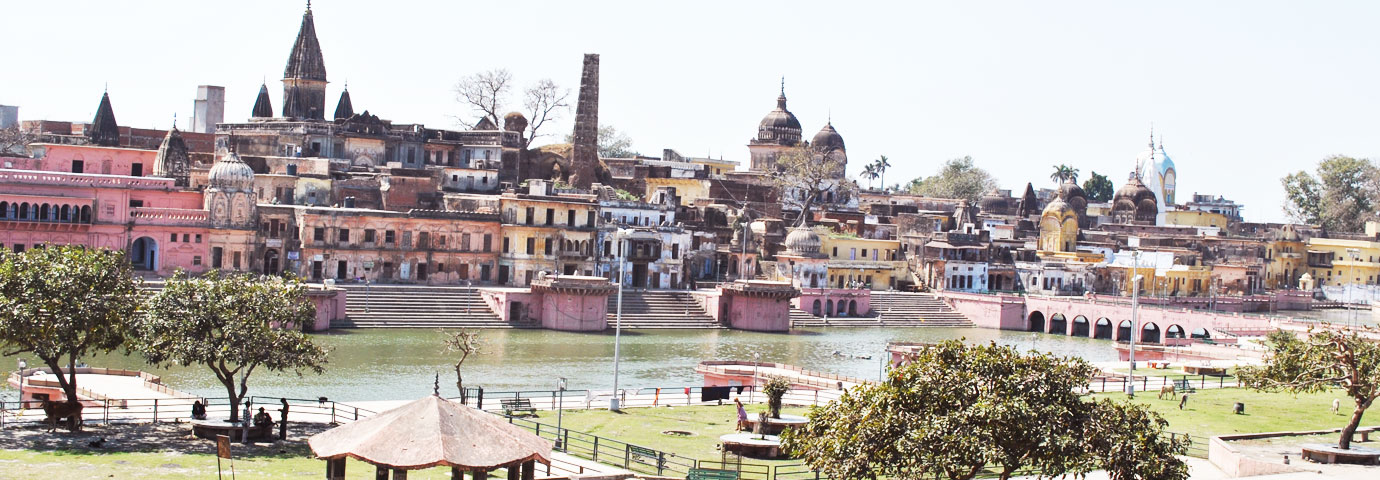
{"left": 473, "top": 470, "right": 489, "bottom": 480}
{"left": 393, "top": 469, "right": 408, "bottom": 479}
{"left": 507, "top": 463, "right": 520, "bottom": 480}
{"left": 375, "top": 466, "right": 388, "bottom": 479}
{"left": 326, "top": 458, "right": 346, "bottom": 479}
{"left": 521, "top": 460, "right": 535, "bottom": 480}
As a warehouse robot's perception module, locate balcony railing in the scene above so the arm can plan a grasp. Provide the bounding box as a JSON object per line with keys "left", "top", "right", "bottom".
{"left": 128, "top": 207, "right": 208, "bottom": 226}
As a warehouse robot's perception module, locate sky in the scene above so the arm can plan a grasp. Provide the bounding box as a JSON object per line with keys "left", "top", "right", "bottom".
{"left": 4, "top": 0, "right": 1378, "bottom": 223}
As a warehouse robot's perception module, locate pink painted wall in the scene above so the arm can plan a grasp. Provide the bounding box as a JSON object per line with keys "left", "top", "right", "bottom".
{"left": 306, "top": 288, "right": 347, "bottom": 332}
{"left": 21, "top": 144, "right": 158, "bottom": 177}
{"left": 540, "top": 291, "right": 608, "bottom": 331}
{"left": 480, "top": 288, "right": 540, "bottom": 323}
{"left": 725, "top": 296, "right": 792, "bottom": 332}
{"left": 795, "top": 288, "right": 872, "bottom": 317}
{"left": 939, "top": 291, "right": 1025, "bottom": 329}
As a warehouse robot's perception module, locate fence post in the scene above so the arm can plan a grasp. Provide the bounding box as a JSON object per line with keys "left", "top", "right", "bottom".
{"left": 153, "top": 399, "right": 159, "bottom": 424}
{"left": 592, "top": 437, "right": 599, "bottom": 462}
{"left": 331, "top": 403, "right": 336, "bottom": 424}
{"left": 478, "top": 387, "right": 484, "bottom": 410}
{"left": 1142, "top": 376, "right": 1147, "bottom": 391}
{"left": 813, "top": 390, "right": 818, "bottom": 406}
{"left": 104, "top": 401, "right": 110, "bottom": 425}
{"left": 562, "top": 430, "right": 569, "bottom": 453}
{"left": 1201, "top": 375, "right": 1206, "bottom": 389}
{"left": 1101, "top": 377, "right": 1106, "bottom": 391}
{"left": 353, "top": 406, "right": 359, "bottom": 421}
{"left": 623, "top": 444, "right": 631, "bottom": 469}
{"left": 657, "top": 452, "right": 665, "bottom": 475}
{"left": 1220, "top": 376, "right": 1224, "bottom": 388}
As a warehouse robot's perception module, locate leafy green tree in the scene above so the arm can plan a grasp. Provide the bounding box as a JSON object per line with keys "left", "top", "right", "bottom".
{"left": 1085, "top": 399, "right": 1192, "bottom": 480}
{"left": 761, "top": 376, "right": 791, "bottom": 419}
{"left": 1083, "top": 171, "right": 1115, "bottom": 202}
{"left": 905, "top": 156, "right": 998, "bottom": 203}
{"left": 783, "top": 341, "right": 1173, "bottom": 480}
{"left": 0, "top": 246, "right": 141, "bottom": 430}
{"left": 1281, "top": 155, "right": 1379, "bottom": 232}
{"left": 1240, "top": 329, "right": 1380, "bottom": 450}
{"left": 565, "top": 125, "right": 638, "bottom": 158}
{"left": 134, "top": 271, "right": 328, "bottom": 423}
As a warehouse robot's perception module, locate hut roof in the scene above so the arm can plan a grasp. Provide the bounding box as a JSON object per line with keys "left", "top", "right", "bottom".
{"left": 308, "top": 395, "right": 551, "bottom": 470}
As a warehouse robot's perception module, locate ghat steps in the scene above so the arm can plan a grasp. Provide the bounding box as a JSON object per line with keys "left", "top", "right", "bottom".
{"left": 791, "top": 292, "right": 973, "bottom": 327}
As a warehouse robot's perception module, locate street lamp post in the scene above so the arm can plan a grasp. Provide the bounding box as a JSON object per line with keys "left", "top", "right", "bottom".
{"left": 556, "top": 377, "right": 567, "bottom": 450}
{"left": 749, "top": 353, "right": 760, "bottom": 403}
{"left": 1128, "top": 270, "right": 1143, "bottom": 398}
{"left": 610, "top": 229, "right": 628, "bottom": 411}
{"left": 16, "top": 358, "right": 26, "bottom": 409}
{"left": 1346, "top": 248, "right": 1360, "bottom": 328}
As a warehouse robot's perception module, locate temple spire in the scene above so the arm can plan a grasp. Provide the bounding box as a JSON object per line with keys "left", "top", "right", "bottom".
{"left": 251, "top": 83, "right": 274, "bottom": 118}
{"left": 334, "top": 86, "right": 354, "bottom": 120}
{"left": 87, "top": 91, "right": 120, "bottom": 147}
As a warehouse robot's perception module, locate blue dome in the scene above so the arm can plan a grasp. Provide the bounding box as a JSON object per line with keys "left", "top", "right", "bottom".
{"left": 1157, "top": 146, "right": 1175, "bottom": 175}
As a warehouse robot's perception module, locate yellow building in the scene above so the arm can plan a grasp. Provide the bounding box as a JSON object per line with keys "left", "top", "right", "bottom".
{"left": 1303, "top": 237, "right": 1380, "bottom": 286}
{"left": 1037, "top": 194, "right": 1103, "bottom": 263}
{"left": 691, "top": 158, "right": 738, "bottom": 177}
{"left": 1264, "top": 225, "right": 1306, "bottom": 289}
{"left": 644, "top": 177, "right": 711, "bottom": 206}
{"left": 819, "top": 234, "right": 906, "bottom": 289}
{"left": 1165, "top": 210, "right": 1231, "bottom": 229}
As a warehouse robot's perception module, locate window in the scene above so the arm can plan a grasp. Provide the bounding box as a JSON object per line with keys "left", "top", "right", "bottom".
{"left": 481, "top": 264, "right": 491, "bottom": 281}
{"left": 483, "top": 234, "right": 493, "bottom": 252}
{"left": 418, "top": 232, "right": 430, "bottom": 248}
{"left": 365, "top": 229, "right": 376, "bottom": 243}
{"left": 526, "top": 237, "right": 535, "bottom": 254}
{"left": 545, "top": 208, "right": 554, "bottom": 226}
{"left": 71, "top": 160, "right": 84, "bottom": 173}
{"left": 212, "top": 247, "right": 223, "bottom": 268}
{"left": 232, "top": 251, "right": 241, "bottom": 270}
{"left": 193, "top": 256, "right": 202, "bottom": 266}
{"left": 503, "top": 236, "right": 510, "bottom": 253}
{"left": 525, "top": 207, "right": 534, "bottom": 225}
{"left": 544, "top": 239, "right": 553, "bottom": 255}
{"left": 314, "top": 227, "right": 326, "bottom": 242}
{"left": 567, "top": 209, "right": 576, "bottom": 226}
{"left": 462, "top": 233, "right": 472, "bottom": 251}
{"left": 587, "top": 211, "right": 596, "bottom": 227}
{"left": 438, "top": 235, "right": 446, "bottom": 247}
{"left": 183, "top": 234, "right": 190, "bottom": 243}
{"left": 385, "top": 230, "right": 396, "bottom": 243}
{"left": 339, "top": 229, "right": 350, "bottom": 243}
{"left": 170, "top": 233, "right": 178, "bottom": 243}
{"left": 195, "top": 234, "right": 202, "bottom": 243}
{"left": 130, "top": 163, "right": 143, "bottom": 177}
{"left": 129, "top": 199, "right": 144, "bottom": 208}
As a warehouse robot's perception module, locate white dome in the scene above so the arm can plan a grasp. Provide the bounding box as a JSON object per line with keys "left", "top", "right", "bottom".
{"left": 784, "top": 227, "right": 821, "bottom": 255}
{"left": 208, "top": 152, "right": 255, "bottom": 192}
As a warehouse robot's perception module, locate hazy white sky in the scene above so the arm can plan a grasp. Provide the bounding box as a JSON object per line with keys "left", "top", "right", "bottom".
{"left": 4, "top": 0, "right": 1378, "bottom": 223}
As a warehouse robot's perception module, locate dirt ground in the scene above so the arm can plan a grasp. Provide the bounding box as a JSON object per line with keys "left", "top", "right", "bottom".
{"left": 0, "top": 420, "right": 335, "bottom": 457}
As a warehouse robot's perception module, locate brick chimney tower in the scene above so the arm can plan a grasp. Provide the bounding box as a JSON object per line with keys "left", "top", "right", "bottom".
{"left": 568, "top": 53, "right": 600, "bottom": 189}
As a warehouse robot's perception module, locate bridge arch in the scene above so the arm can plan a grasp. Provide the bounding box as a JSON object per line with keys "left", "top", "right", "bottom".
{"left": 1117, "top": 320, "right": 1133, "bottom": 342}
{"left": 1072, "top": 315, "right": 1090, "bottom": 337}
{"left": 826, "top": 299, "right": 834, "bottom": 316}
{"left": 1048, "top": 313, "right": 1067, "bottom": 335}
{"left": 1028, "top": 311, "right": 1046, "bottom": 332}
{"left": 1166, "top": 324, "right": 1185, "bottom": 339}
{"left": 812, "top": 299, "right": 822, "bottom": 316}
{"left": 1191, "top": 328, "right": 1211, "bottom": 339}
{"left": 1141, "top": 322, "right": 1161, "bottom": 344}
{"left": 1094, "top": 318, "right": 1112, "bottom": 339}
{"left": 848, "top": 300, "right": 858, "bottom": 316}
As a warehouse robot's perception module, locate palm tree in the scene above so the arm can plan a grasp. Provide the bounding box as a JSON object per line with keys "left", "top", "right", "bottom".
{"left": 874, "top": 155, "right": 891, "bottom": 189}
{"left": 862, "top": 163, "right": 879, "bottom": 190}
{"left": 1050, "top": 165, "right": 1069, "bottom": 184}
{"left": 1066, "top": 166, "right": 1080, "bottom": 184}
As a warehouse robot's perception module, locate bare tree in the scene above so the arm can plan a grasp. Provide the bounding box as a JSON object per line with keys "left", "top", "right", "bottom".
{"left": 522, "top": 78, "right": 570, "bottom": 148}
{"left": 770, "top": 145, "right": 857, "bottom": 226}
{"left": 440, "top": 329, "right": 482, "bottom": 400}
{"left": 0, "top": 125, "right": 37, "bottom": 155}
{"left": 453, "top": 69, "right": 513, "bottom": 128}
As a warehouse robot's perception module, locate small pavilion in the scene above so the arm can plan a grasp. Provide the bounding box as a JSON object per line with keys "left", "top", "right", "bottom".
{"left": 309, "top": 393, "right": 551, "bottom": 480}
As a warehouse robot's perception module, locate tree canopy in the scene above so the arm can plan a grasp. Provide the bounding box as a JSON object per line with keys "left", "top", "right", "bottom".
{"left": 1281, "top": 155, "right": 1379, "bottom": 232}
{"left": 782, "top": 340, "right": 1188, "bottom": 480}
{"left": 1083, "top": 171, "right": 1115, "bottom": 202}
{"left": 769, "top": 144, "right": 856, "bottom": 226}
{"left": 0, "top": 246, "right": 142, "bottom": 428}
{"left": 566, "top": 125, "right": 638, "bottom": 158}
{"left": 453, "top": 68, "right": 570, "bottom": 148}
{"left": 904, "top": 156, "right": 998, "bottom": 203}
{"left": 133, "top": 271, "right": 328, "bottom": 423}
{"left": 1240, "top": 328, "right": 1380, "bottom": 450}
{"left": 1050, "top": 164, "right": 1080, "bottom": 184}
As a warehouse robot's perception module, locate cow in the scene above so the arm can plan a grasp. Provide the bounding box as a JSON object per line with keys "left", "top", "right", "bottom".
{"left": 1158, "top": 384, "right": 1176, "bottom": 400}
{"left": 41, "top": 399, "right": 83, "bottom": 432}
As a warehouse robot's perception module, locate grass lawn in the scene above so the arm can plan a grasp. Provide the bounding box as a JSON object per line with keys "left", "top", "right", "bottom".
{"left": 532, "top": 403, "right": 811, "bottom": 465}
{"left": 1090, "top": 387, "right": 1359, "bottom": 441}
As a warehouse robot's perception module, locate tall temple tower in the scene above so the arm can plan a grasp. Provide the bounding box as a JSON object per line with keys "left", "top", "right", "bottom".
{"left": 568, "top": 53, "right": 600, "bottom": 189}
{"left": 747, "top": 80, "right": 803, "bottom": 173}
{"left": 281, "top": 4, "right": 327, "bottom": 120}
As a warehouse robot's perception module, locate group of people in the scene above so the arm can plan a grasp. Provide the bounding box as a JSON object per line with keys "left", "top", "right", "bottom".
{"left": 190, "top": 398, "right": 290, "bottom": 441}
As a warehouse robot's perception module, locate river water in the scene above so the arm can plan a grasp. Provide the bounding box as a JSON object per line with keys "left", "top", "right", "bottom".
{"left": 3, "top": 327, "right": 1121, "bottom": 403}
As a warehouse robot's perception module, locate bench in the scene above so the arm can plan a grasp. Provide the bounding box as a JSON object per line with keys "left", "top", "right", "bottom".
{"left": 628, "top": 445, "right": 663, "bottom": 468}
{"left": 1356, "top": 427, "right": 1377, "bottom": 443}
{"left": 1173, "top": 378, "right": 1194, "bottom": 392}
{"left": 501, "top": 398, "right": 536, "bottom": 417}
{"left": 687, "top": 468, "right": 739, "bottom": 480}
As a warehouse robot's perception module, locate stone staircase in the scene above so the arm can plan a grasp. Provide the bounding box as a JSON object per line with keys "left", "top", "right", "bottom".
{"left": 336, "top": 284, "right": 521, "bottom": 329}
{"left": 791, "top": 292, "right": 974, "bottom": 327}
{"left": 605, "top": 290, "right": 722, "bottom": 329}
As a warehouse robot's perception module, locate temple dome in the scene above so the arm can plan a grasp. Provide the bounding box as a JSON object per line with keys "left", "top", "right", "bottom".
{"left": 1042, "top": 196, "right": 1077, "bottom": 220}
{"left": 756, "top": 93, "right": 802, "bottom": 146}
{"left": 784, "top": 227, "right": 821, "bottom": 255}
{"left": 1112, "top": 172, "right": 1157, "bottom": 222}
{"left": 811, "top": 123, "right": 845, "bottom": 151}
{"left": 979, "top": 189, "right": 1009, "bottom": 215}
{"left": 208, "top": 152, "right": 255, "bottom": 192}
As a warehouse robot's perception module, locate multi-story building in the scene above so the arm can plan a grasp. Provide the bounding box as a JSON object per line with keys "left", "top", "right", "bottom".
{"left": 820, "top": 234, "right": 905, "bottom": 290}
{"left": 292, "top": 206, "right": 499, "bottom": 284}
{"left": 497, "top": 180, "right": 599, "bottom": 286}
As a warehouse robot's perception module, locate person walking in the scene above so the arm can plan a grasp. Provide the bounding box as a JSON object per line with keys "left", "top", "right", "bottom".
{"left": 735, "top": 397, "right": 749, "bottom": 432}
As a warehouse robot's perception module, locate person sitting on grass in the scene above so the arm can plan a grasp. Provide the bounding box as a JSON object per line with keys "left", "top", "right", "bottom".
{"left": 735, "top": 398, "right": 749, "bottom": 432}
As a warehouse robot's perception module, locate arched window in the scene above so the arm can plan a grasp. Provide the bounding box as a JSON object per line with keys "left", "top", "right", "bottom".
{"left": 0, "top": 201, "right": 8, "bottom": 219}
{"left": 39, "top": 204, "right": 50, "bottom": 221}
{"left": 80, "top": 205, "right": 92, "bottom": 223}
{"left": 60, "top": 205, "right": 71, "bottom": 222}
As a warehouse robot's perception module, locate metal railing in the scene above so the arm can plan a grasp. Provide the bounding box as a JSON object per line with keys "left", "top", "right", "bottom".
{"left": 0, "top": 395, "right": 376, "bottom": 430}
